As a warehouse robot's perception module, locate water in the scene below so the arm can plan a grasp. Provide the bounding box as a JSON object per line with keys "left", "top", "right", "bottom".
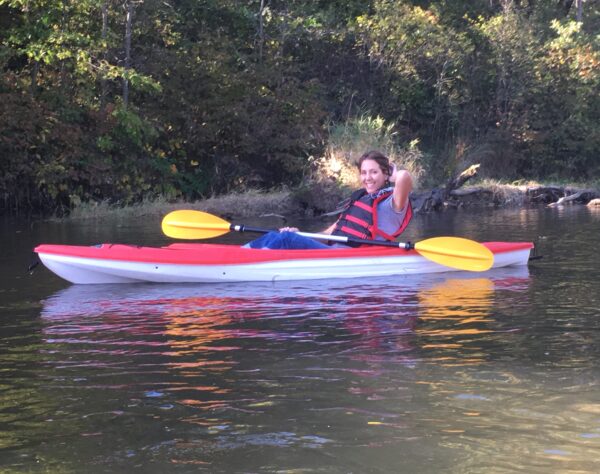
{"left": 1, "top": 207, "right": 600, "bottom": 473}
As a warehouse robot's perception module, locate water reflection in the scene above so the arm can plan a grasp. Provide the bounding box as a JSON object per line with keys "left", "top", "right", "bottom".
{"left": 586, "top": 204, "right": 600, "bottom": 216}
{"left": 414, "top": 276, "right": 531, "bottom": 367}
{"left": 40, "top": 268, "right": 531, "bottom": 366}
{"left": 415, "top": 277, "right": 495, "bottom": 367}
{"left": 26, "top": 269, "right": 545, "bottom": 469}
{"left": 38, "top": 271, "right": 529, "bottom": 400}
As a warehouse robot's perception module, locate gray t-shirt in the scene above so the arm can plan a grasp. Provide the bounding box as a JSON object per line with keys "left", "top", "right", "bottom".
{"left": 375, "top": 194, "right": 409, "bottom": 240}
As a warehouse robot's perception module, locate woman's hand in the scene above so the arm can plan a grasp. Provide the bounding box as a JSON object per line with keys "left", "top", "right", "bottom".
{"left": 279, "top": 226, "right": 299, "bottom": 232}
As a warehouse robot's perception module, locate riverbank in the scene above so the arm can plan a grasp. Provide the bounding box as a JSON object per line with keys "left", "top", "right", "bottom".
{"left": 66, "top": 190, "right": 299, "bottom": 221}
{"left": 63, "top": 179, "right": 600, "bottom": 222}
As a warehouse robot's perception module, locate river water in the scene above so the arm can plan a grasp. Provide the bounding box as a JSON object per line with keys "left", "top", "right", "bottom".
{"left": 1, "top": 206, "right": 599, "bottom": 473}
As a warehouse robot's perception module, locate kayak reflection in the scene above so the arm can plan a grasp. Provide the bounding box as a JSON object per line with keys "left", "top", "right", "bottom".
{"left": 38, "top": 268, "right": 530, "bottom": 441}
{"left": 41, "top": 266, "right": 530, "bottom": 362}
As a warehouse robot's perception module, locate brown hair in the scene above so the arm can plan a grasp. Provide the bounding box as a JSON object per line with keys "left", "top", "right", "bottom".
{"left": 357, "top": 150, "right": 392, "bottom": 177}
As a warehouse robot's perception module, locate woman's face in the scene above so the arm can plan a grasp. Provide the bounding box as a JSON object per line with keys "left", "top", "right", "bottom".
{"left": 360, "top": 159, "right": 387, "bottom": 194}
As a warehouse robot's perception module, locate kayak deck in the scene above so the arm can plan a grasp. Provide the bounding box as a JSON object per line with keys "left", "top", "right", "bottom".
{"left": 35, "top": 242, "right": 534, "bottom": 284}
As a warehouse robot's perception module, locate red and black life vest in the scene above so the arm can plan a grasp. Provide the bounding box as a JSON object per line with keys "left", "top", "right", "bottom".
{"left": 331, "top": 187, "right": 412, "bottom": 243}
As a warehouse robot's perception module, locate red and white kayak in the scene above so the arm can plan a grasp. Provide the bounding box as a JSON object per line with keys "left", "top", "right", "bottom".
{"left": 34, "top": 241, "right": 534, "bottom": 285}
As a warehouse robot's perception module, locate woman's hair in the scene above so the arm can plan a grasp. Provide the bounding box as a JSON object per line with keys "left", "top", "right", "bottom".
{"left": 357, "top": 150, "right": 392, "bottom": 176}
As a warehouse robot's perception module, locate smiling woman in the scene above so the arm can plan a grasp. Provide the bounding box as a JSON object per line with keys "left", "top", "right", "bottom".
{"left": 245, "top": 150, "right": 414, "bottom": 249}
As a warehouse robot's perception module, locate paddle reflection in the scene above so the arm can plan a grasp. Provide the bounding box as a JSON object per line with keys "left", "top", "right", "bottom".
{"left": 415, "top": 271, "right": 530, "bottom": 366}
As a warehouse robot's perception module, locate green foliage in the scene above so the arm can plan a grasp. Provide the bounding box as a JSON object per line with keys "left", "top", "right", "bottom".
{"left": 112, "top": 106, "right": 157, "bottom": 149}
{"left": 1, "top": 0, "right": 599, "bottom": 214}
{"left": 0, "top": 91, "right": 96, "bottom": 212}
{"left": 356, "top": 1, "right": 599, "bottom": 181}
{"left": 523, "top": 20, "right": 600, "bottom": 178}
{"left": 355, "top": 1, "right": 477, "bottom": 150}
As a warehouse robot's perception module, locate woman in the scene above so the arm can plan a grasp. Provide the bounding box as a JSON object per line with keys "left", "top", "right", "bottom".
{"left": 245, "top": 150, "right": 413, "bottom": 249}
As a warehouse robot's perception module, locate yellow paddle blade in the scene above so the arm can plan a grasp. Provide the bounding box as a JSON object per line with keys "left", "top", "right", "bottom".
{"left": 414, "top": 237, "right": 494, "bottom": 272}
{"left": 161, "top": 210, "right": 231, "bottom": 240}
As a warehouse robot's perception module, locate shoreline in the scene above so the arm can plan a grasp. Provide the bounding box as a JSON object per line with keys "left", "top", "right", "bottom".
{"left": 62, "top": 182, "right": 600, "bottom": 222}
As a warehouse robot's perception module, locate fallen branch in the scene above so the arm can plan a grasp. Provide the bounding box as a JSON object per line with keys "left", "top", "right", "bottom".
{"left": 445, "top": 164, "right": 480, "bottom": 195}
{"left": 547, "top": 189, "right": 599, "bottom": 207}
{"left": 526, "top": 186, "right": 565, "bottom": 203}
{"left": 412, "top": 164, "right": 481, "bottom": 213}
{"left": 449, "top": 186, "right": 493, "bottom": 197}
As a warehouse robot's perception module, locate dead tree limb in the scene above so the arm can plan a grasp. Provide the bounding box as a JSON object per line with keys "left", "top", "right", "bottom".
{"left": 412, "top": 164, "right": 481, "bottom": 213}
{"left": 548, "top": 189, "right": 600, "bottom": 207}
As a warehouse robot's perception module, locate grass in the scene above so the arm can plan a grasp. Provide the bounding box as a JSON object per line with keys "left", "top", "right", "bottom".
{"left": 66, "top": 190, "right": 297, "bottom": 221}
{"left": 312, "top": 113, "right": 426, "bottom": 190}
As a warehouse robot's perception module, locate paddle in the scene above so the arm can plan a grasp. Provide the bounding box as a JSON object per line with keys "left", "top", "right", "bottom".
{"left": 162, "top": 209, "right": 494, "bottom": 272}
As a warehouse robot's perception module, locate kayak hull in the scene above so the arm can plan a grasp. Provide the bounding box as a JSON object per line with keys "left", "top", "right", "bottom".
{"left": 35, "top": 242, "right": 534, "bottom": 285}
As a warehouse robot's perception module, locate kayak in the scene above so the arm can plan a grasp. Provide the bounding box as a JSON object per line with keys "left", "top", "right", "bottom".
{"left": 34, "top": 241, "right": 534, "bottom": 285}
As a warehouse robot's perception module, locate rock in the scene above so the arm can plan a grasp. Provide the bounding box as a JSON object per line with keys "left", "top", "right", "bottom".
{"left": 587, "top": 198, "right": 600, "bottom": 207}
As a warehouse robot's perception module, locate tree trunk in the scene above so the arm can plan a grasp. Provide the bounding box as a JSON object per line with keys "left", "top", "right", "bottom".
{"left": 257, "top": 0, "right": 266, "bottom": 63}
{"left": 575, "top": 0, "right": 583, "bottom": 22}
{"left": 559, "top": 0, "right": 575, "bottom": 17}
{"left": 30, "top": 60, "right": 39, "bottom": 97}
{"left": 59, "top": 0, "right": 68, "bottom": 92}
{"left": 123, "top": 0, "right": 133, "bottom": 108}
{"left": 100, "top": 0, "right": 109, "bottom": 111}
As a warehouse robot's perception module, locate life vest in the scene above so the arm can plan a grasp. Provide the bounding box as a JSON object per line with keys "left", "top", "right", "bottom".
{"left": 331, "top": 187, "right": 412, "bottom": 243}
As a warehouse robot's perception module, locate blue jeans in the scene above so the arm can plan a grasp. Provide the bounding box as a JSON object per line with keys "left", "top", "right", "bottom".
{"left": 244, "top": 231, "right": 331, "bottom": 249}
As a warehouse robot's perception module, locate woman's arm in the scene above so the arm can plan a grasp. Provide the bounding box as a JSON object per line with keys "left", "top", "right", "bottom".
{"left": 321, "top": 221, "right": 337, "bottom": 235}
{"left": 390, "top": 165, "right": 413, "bottom": 212}
{"left": 279, "top": 221, "right": 337, "bottom": 235}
